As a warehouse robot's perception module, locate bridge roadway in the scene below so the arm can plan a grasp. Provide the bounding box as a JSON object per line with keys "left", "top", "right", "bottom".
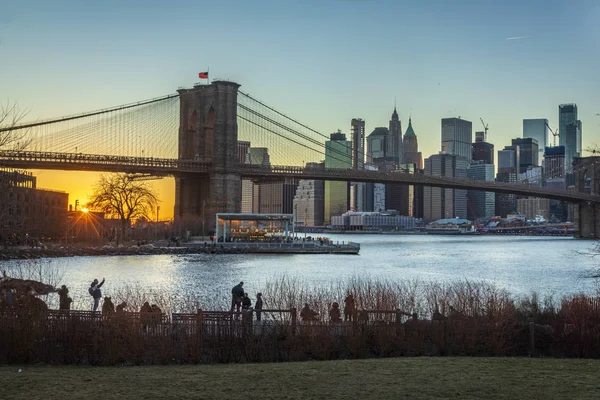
{"left": 1, "top": 150, "right": 598, "bottom": 204}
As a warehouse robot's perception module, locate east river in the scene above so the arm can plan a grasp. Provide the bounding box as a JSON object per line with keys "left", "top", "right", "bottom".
{"left": 1, "top": 235, "right": 598, "bottom": 310}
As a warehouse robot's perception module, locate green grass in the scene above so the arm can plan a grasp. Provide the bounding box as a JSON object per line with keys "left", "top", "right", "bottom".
{"left": 1, "top": 358, "right": 599, "bottom": 400}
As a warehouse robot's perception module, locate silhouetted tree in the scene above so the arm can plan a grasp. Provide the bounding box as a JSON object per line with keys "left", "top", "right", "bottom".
{"left": 0, "top": 101, "right": 32, "bottom": 237}
{"left": 585, "top": 145, "right": 599, "bottom": 156}
{"left": 0, "top": 100, "right": 32, "bottom": 151}
{"left": 87, "top": 173, "right": 159, "bottom": 238}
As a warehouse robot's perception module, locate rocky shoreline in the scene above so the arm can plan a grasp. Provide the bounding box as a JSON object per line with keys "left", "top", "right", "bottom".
{"left": 0, "top": 242, "right": 360, "bottom": 260}
{"left": 0, "top": 245, "right": 231, "bottom": 260}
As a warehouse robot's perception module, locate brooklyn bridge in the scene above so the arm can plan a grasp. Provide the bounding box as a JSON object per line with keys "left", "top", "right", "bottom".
{"left": 1, "top": 81, "right": 599, "bottom": 237}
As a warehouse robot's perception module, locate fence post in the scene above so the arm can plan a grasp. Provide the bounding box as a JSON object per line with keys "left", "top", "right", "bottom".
{"left": 291, "top": 307, "right": 297, "bottom": 335}
{"left": 529, "top": 321, "right": 535, "bottom": 357}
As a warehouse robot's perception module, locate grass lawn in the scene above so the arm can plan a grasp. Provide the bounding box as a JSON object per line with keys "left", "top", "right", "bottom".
{"left": 1, "top": 358, "right": 599, "bottom": 400}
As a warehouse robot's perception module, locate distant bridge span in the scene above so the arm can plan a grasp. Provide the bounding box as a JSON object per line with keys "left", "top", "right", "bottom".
{"left": 2, "top": 150, "right": 599, "bottom": 204}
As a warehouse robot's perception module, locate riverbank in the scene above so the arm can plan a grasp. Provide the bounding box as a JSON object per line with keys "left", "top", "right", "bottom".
{"left": 2, "top": 358, "right": 599, "bottom": 400}
{"left": 0, "top": 241, "right": 359, "bottom": 260}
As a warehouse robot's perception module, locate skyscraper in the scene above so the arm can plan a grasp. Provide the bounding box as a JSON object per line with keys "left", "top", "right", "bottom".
{"left": 293, "top": 165, "right": 324, "bottom": 227}
{"left": 366, "top": 127, "right": 388, "bottom": 163}
{"left": 387, "top": 108, "right": 402, "bottom": 164}
{"left": 523, "top": 119, "right": 548, "bottom": 163}
{"left": 441, "top": 118, "right": 473, "bottom": 162}
{"left": 559, "top": 104, "right": 581, "bottom": 170}
{"left": 467, "top": 162, "right": 495, "bottom": 220}
{"left": 350, "top": 118, "right": 366, "bottom": 211}
{"left": 324, "top": 132, "right": 352, "bottom": 224}
{"left": 496, "top": 146, "right": 519, "bottom": 217}
{"left": 544, "top": 146, "right": 566, "bottom": 180}
{"left": 351, "top": 118, "right": 365, "bottom": 170}
{"left": 402, "top": 118, "right": 423, "bottom": 169}
{"left": 423, "top": 153, "right": 468, "bottom": 221}
{"left": 237, "top": 141, "right": 251, "bottom": 164}
{"left": 472, "top": 141, "right": 494, "bottom": 164}
{"left": 242, "top": 147, "right": 270, "bottom": 213}
{"left": 511, "top": 138, "right": 539, "bottom": 173}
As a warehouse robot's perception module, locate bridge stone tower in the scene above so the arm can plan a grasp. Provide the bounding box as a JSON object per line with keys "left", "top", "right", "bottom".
{"left": 174, "top": 81, "right": 241, "bottom": 234}
{"left": 574, "top": 156, "right": 600, "bottom": 238}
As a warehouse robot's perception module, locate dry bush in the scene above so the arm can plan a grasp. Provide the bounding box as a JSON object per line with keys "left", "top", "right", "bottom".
{"left": 3, "top": 275, "right": 600, "bottom": 364}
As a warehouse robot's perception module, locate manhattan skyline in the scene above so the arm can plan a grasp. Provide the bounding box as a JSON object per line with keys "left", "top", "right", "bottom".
{"left": 1, "top": 0, "right": 598, "bottom": 218}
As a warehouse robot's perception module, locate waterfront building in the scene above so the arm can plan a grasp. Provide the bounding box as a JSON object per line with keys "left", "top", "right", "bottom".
{"left": 441, "top": 117, "right": 473, "bottom": 163}
{"left": 423, "top": 152, "right": 468, "bottom": 221}
{"left": 330, "top": 211, "right": 418, "bottom": 231}
{"left": 511, "top": 137, "right": 539, "bottom": 172}
{"left": 517, "top": 198, "right": 550, "bottom": 220}
{"left": 387, "top": 108, "right": 403, "bottom": 164}
{"left": 0, "top": 168, "right": 68, "bottom": 240}
{"left": 467, "top": 162, "right": 495, "bottom": 220}
{"left": 558, "top": 104, "right": 581, "bottom": 170}
{"left": 324, "top": 132, "right": 352, "bottom": 224}
{"left": 523, "top": 119, "right": 548, "bottom": 164}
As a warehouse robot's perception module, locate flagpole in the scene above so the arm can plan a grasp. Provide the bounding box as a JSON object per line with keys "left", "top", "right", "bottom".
{"left": 207, "top": 67, "right": 210, "bottom": 84}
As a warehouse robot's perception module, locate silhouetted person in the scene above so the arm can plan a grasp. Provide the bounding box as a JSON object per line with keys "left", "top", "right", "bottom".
{"left": 116, "top": 301, "right": 127, "bottom": 313}
{"left": 89, "top": 278, "right": 105, "bottom": 312}
{"left": 432, "top": 308, "right": 446, "bottom": 321}
{"left": 231, "top": 281, "right": 244, "bottom": 312}
{"left": 102, "top": 296, "right": 115, "bottom": 314}
{"left": 329, "top": 302, "right": 342, "bottom": 322}
{"left": 150, "top": 304, "right": 162, "bottom": 313}
{"left": 242, "top": 293, "right": 252, "bottom": 310}
{"left": 300, "top": 303, "right": 318, "bottom": 321}
{"left": 57, "top": 285, "right": 72, "bottom": 311}
{"left": 255, "top": 293, "right": 264, "bottom": 321}
{"left": 344, "top": 294, "right": 356, "bottom": 322}
{"left": 140, "top": 301, "right": 152, "bottom": 313}
{"left": 358, "top": 310, "right": 369, "bottom": 323}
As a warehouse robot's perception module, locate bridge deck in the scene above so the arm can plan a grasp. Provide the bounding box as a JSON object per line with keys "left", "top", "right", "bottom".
{"left": 0, "top": 150, "right": 597, "bottom": 203}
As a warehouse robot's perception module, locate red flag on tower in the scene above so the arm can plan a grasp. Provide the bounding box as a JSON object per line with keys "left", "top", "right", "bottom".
{"left": 199, "top": 71, "right": 209, "bottom": 79}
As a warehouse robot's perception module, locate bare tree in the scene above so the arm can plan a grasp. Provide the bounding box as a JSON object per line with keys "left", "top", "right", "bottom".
{"left": 0, "top": 99, "right": 32, "bottom": 150}
{"left": 87, "top": 173, "right": 159, "bottom": 237}
{"left": 0, "top": 101, "right": 32, "bottom": 239}
{"left": 585, "top": 145, "right": 599, "bottom": 155}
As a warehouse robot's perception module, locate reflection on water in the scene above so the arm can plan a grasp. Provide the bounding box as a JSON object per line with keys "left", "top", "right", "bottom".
{"left": 1, "top": 235, "right": 597, "bottom": 310}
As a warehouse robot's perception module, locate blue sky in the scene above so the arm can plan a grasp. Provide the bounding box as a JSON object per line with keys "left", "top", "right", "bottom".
{"left": 1, "top": 0, "right": 598, "bottom": 214}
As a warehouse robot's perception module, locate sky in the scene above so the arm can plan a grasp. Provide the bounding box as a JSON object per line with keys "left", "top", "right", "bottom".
{"left": 1, "top": 0, "right": 599, "bottom": 219}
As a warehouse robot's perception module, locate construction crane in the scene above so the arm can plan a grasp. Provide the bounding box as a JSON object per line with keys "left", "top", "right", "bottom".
{"left": 545, "top": 122, "right": 559, "bottom": 147}
{"left": 479, "top": 118, "right": 489, "bottom": 140}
